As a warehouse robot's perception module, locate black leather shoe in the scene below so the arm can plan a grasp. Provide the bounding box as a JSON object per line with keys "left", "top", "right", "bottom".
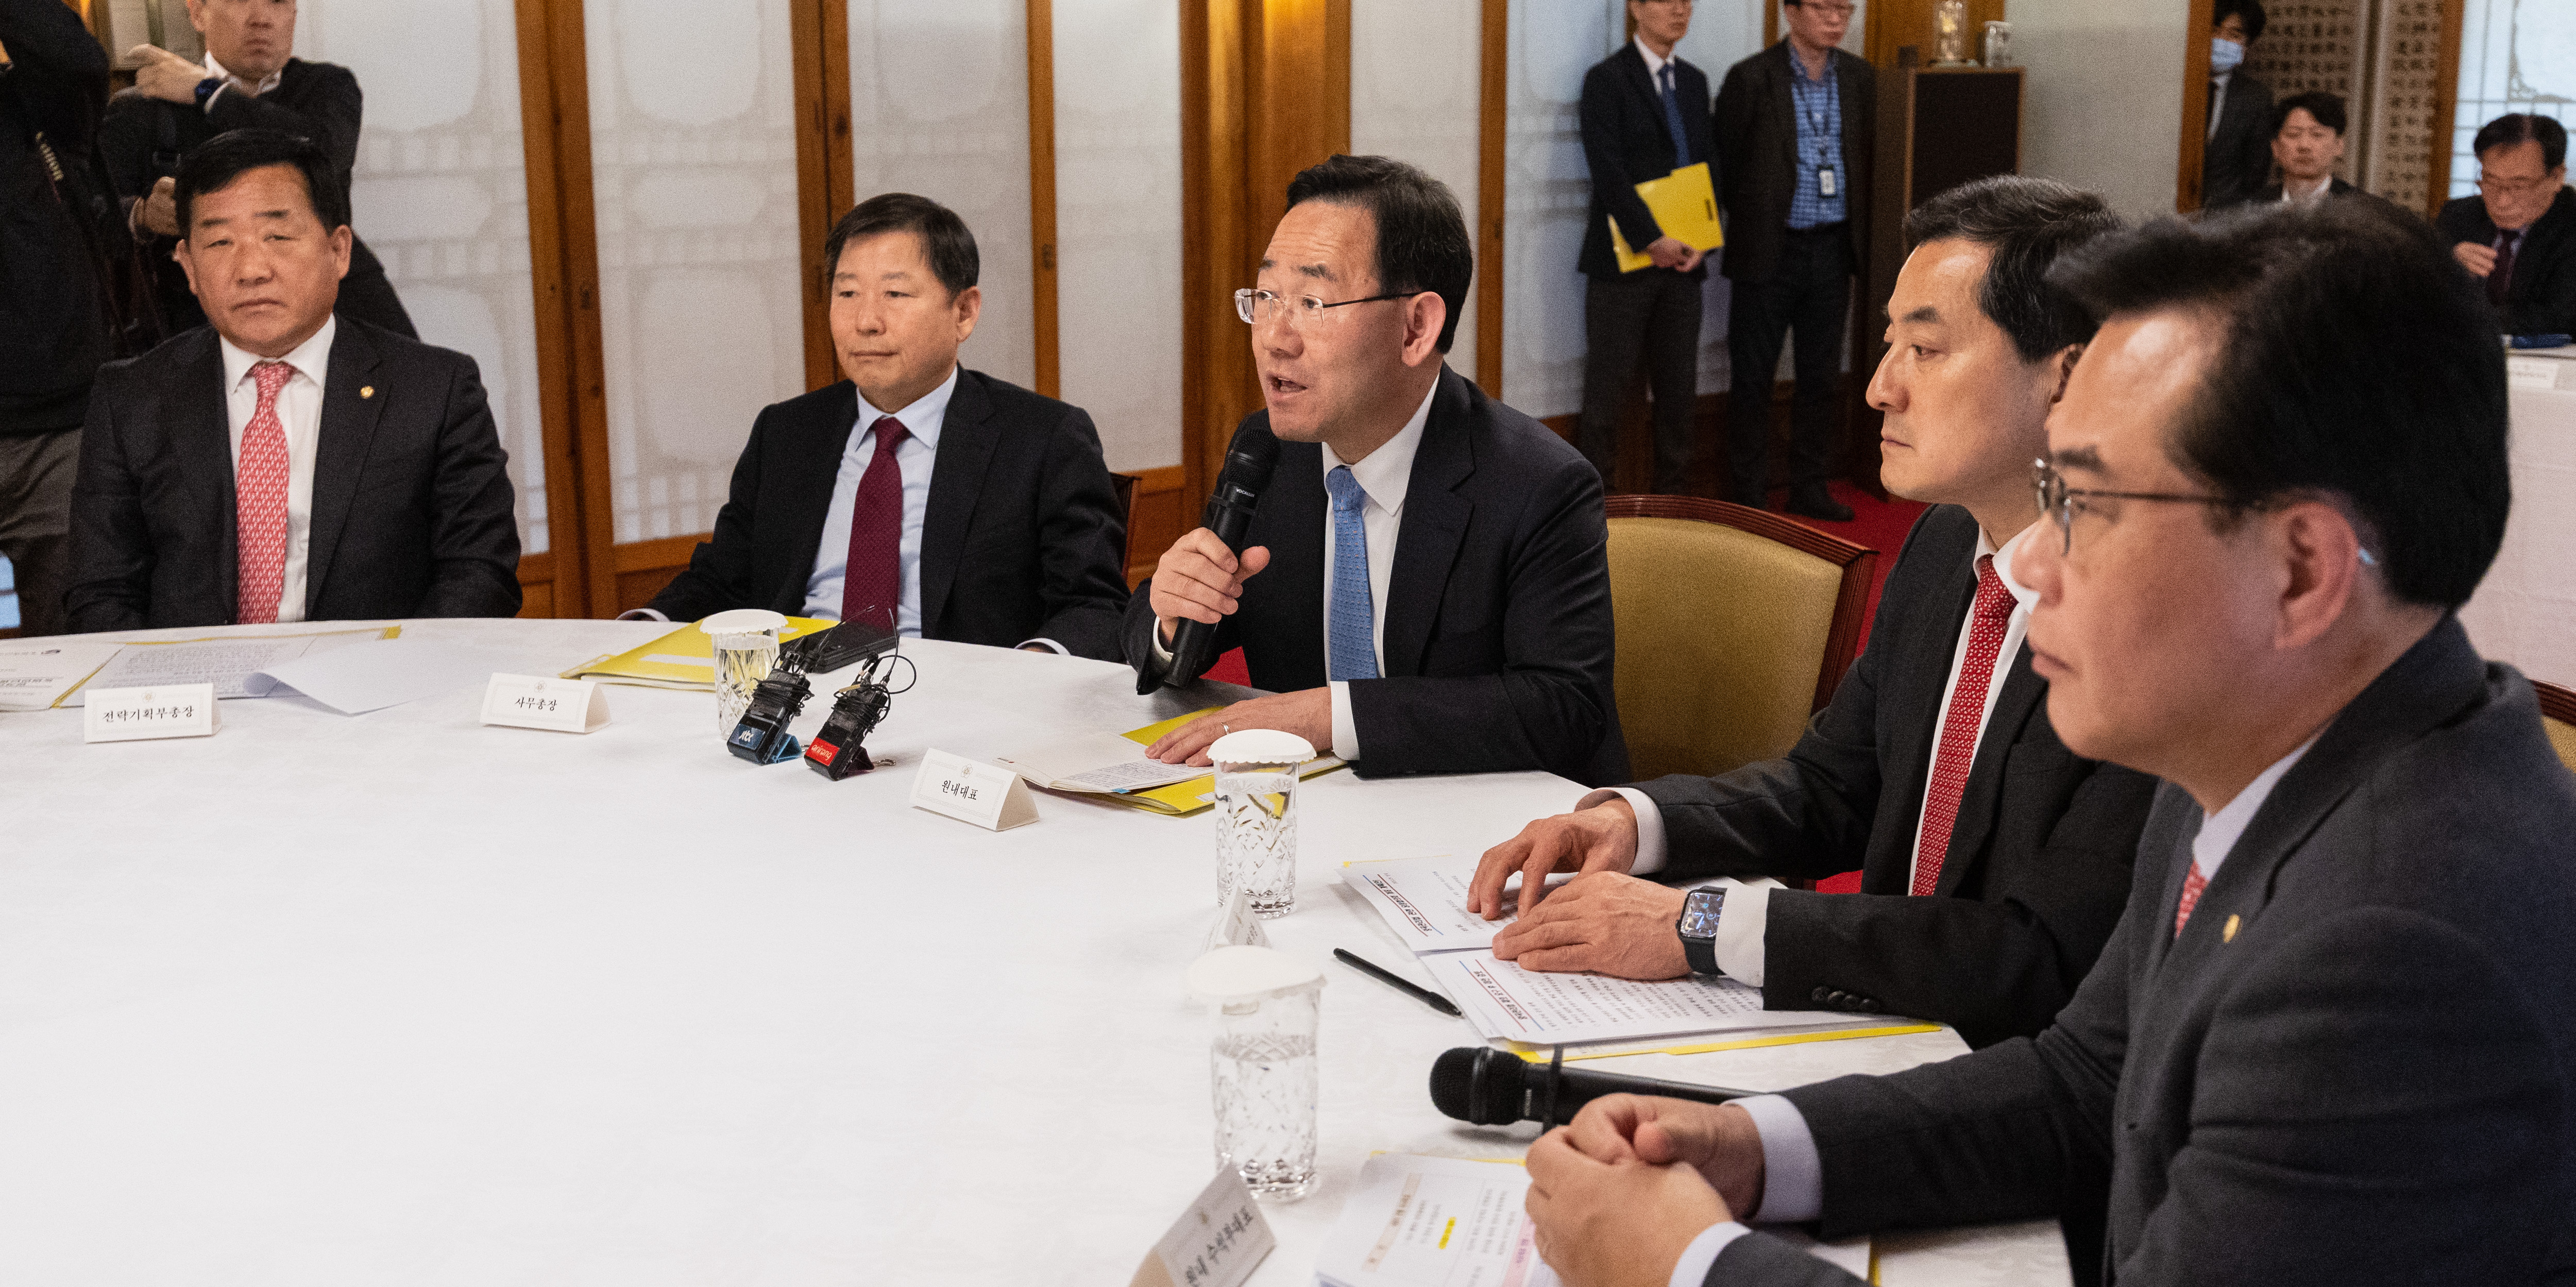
{"left": 1787, "top": 486, "right": 1854, "bottom": 522}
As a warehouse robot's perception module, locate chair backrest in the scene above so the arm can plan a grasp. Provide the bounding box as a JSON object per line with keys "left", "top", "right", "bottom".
{"left": 1110, "top": 472, "right": 1142, "bottom": 580}
{"left": 2535, "top": 679, "right": 2576, "bottom": 775}
{"left": 1604, "top": 495, "right": 1878, "bottom": 782}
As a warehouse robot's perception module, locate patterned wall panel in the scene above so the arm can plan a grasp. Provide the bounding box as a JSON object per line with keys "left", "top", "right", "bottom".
{"left": 2364, "top": 0, "right": 2453, "bottom": 213}
{"left": 2243, "top": 0, "right": 2364, "bottom": 101}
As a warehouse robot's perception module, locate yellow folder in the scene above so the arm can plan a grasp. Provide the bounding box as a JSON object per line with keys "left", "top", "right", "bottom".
{"left": 559, "top": 617, "right": 836, "bottom": 690}
{"left": 1102, "top": 707, "right": 1348, "bottom": 817}
{"left": 1610, "top": 161, "right": 1724, "bottom": 273}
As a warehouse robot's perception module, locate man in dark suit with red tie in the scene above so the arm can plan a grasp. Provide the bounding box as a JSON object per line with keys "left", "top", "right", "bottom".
{"left": 1469, "top": 178, "right": 2154, "bottom": 1052}
{"left": 1575, "top": 0, "right": 1716, "bottom": 494}
{"left": 67, "top": 130, "right": 521, "bottom": 630}
{"left": 637, "top": 193, "right": 1131, "bottom": 662}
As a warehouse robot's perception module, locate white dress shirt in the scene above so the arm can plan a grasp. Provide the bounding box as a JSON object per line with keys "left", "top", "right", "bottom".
{"left": 1153, "top": 379, "right": 1436, "bottom": 761}
{"left": 218, "top": 316, "right": 334, "bottom": 624}
{"left": 803, "top": 367, "right": 953, "bottom": 637}
{"left": 2278, "top": 174, "right": 2334, "bottom": 207}
{"left": 1595, "top": 523, "right": 2037, "bottom": 986}
{"left": 201, "top": 50, "right": 282, "bottom": 111}
{"left": 1635, "top": 35, "right": 1671, "bottom": 80}
{"left": 1666, "top": 734, "right": 2322, "bottom": 1286}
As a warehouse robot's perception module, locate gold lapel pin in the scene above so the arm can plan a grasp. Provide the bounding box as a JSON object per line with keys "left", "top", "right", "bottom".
{"left": 360, "top": 385, "right": 375, "bottom": 399}
{"left": 2223, "top": 914, "right": 2241, "bottom": 943}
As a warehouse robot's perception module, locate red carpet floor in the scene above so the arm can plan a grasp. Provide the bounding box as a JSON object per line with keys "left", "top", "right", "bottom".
{"left": 1198, "top": 482, "right": 1927, "bottom": 896}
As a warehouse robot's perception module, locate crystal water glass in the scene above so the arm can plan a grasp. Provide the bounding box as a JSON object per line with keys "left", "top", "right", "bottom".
{"left": 1210, "top": 973, "right": 1321, "bottom": 1200}
{"left": 709, "top": 626, "right": 781, "bottom": 736}
{"left": 1214, "top": 763, "right": 1301, "bottom": 917}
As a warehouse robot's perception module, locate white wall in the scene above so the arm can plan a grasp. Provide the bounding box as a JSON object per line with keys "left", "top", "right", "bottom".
{"left": 1351, "top": 0, "right": 1483, "bottom": 384}
{"left": 1055, "top": 0, "right": 1185, "bottom": 471}
{"left": 2014, "top": 0, "right": 2188, "bottom": 222}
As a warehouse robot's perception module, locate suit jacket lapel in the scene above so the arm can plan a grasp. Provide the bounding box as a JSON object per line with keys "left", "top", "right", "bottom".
{"left": 773, "top": 382, "right": 862, "bottom": 616}
{"left": 1616, "top": 44, "right": 1662, "bottom": 130}
{"left": 1382, "top": 369, "right": 1476, "bottom": 678}
{"left": 1935, "top": 647, "right": 2046, "bottom": 896}
{"left": 303, "top": 321, "right": 386, "bottom": 613}
{"left": 919, "top": 370, "right": 997, "bottom": 635}
{"left": 175, "top": 332, "right": 241, "bottom": 620}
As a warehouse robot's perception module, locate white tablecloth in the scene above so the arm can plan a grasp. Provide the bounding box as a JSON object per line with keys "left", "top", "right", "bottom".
{"left": 2463, "top": 346, "right": 2576, "bottom": 688}
{"left": 0, "top": 620, "right": 2062, "bottom": 1285}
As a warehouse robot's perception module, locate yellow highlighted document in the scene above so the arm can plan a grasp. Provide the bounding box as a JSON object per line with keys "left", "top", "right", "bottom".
{"left": 560, "top": 617, "right": 833, "bottom": 690}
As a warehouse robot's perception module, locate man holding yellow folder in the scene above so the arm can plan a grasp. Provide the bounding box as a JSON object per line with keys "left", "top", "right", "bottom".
{"left": 1576, "top": 0, "right": 1717, "bottom": 495}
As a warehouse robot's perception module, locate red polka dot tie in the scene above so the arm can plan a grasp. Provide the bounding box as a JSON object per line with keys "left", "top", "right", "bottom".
{"left": 1912, "top": 554, "right": 2016, "bottom": 896}
{"left": 2173, "top": 863, "right": 2210, "bottom": 938}
{"left": 235, "top": 360, "right": 295, "bottom": 625}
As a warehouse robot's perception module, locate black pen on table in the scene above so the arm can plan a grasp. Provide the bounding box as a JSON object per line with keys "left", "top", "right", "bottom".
{"left": 1334, "top": 947, "right": 1462, "bottom": 1017}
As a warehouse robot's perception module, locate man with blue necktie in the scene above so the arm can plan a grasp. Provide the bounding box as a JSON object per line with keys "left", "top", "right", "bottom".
{"left": 1127, "top": 156, "right": 1628, "bottom": 786}
{"left": 1575, "top": 0, "right": 1716, "bottom": 494}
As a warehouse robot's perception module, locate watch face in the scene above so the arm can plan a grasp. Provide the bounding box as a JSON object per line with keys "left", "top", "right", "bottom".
{"left": 1679, "top": 888, "right": 1725, "bottom": 938}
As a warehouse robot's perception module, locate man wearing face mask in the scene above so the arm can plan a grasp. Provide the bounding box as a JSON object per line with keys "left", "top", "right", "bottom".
{"left": 2436, "top": 113, "right": 2575, "bottom": 338}
{"left": 2201, "top": 0, "right": 2273, "bottom": 211}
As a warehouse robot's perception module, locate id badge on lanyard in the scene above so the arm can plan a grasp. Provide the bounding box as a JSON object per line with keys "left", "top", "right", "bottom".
{"left": 1819, "top": 166, "right": 1837, "bottom": 198}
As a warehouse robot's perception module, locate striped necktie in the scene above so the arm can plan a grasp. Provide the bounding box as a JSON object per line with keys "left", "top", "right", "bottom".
{"left": 1325, "top": 466, "right": 1378, "bottom": 681}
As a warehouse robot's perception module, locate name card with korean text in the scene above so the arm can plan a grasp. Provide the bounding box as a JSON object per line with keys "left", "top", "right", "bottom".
{"left": 1129, "top": 1166, "right": 1275, "bottom": 1287}
{"left": 910, "top": 748, "right": 1039, "bottom": 831}
{"left": 83, "top": 683, "right": 219, "bottom": 742}
{"left": 480, "top": 674, "right": 610, "bottom": 733}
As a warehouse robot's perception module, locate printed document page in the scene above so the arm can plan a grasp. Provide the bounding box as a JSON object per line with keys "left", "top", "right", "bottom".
{"left": 1425, "top": 951, "right": 1855, "bottom": 1046}
{"left": 68, "top": 628, "right": 391, "bottom": 704}
{"left": 0, "top": 639, "right": 121, "bottom": 710}
{"left": 1342, "top": 857, "right": 1771, "bottom": 957}
{"left": 1314, "top": 1155, "right": 1557, "bottom": 1287}
{"left": 993, "top": 732, "right": 1207, "bottom": 793}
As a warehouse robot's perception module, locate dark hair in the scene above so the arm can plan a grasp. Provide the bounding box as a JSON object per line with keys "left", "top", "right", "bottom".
{"left": 2268, "top": 91, "right": 2347, "bottom": 139}
{"left": 823, "top": 193, "right": 979, "bottom": 297}
{"left": 2214, "top": 0, "right": 2267, "bottom": 42}
{"left": 175, "top": 128, "right": 350, "bottom": 235}
{"left": 2472, "top": 113, "right": 2568, "bottom": 172}
{"left": 1284, "top": 155, "right": 1473, "bottom": 353}
{"left": 1902, "top": 176, "right": 2123, "bottom": 363}
{"left": 2048, "top": 200, "right": 2509, "bottom": 608}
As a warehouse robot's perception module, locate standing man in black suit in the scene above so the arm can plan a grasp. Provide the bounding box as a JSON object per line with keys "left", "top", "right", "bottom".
{"left": 637, "top": 193, "right": 1131, "bottom": 662}
{"left": 2201, "top": 0, "right": 2274, "bottom": 211}
{"left": 1128, "top": 155, "right": 1625, "bottom": 785}
{"left": 99, "top": 0, "right": 414, "bottom": 339}
{"left": 68, "top": 130, "right": 520, "bottom": 630}
{"left": 1521, "top": 204, "right": 2576, "bottom": 1287}
{"left": 2437, "top": 113, "right": 2575, "bottom": 337}
{"left": 1469, "top": 178, "right": 2155, "bottom": 1049}
{"left": 1714, "top": 0, "right": 1872, "bottom": 521}
{"left": 1576, "top": 0, "right": 1715, "bottom": 494}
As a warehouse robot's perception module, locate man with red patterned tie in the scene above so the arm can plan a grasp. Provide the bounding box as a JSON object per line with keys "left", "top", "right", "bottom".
{"left": 634, "top": 193, "right": 1130, "bottom": 661}
{"left": 1465, "top": 178, "right": 2156, "bottom": 1051}
{"left": 65, "top": 129, "right": 520, "bottom": 631}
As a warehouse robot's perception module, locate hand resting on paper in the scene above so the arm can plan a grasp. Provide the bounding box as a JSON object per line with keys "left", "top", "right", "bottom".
{"left": 1526, "top": 1095, "right": 1764, "bottom": 1286}
{"left": 1491, "top": 872, "right": 1690, "bottom": 979}
{"left": 1143, "top": 688, "right": 1331, "bottom": 767}
{"left": 1469, "top": 798, "right": 1641, "bottom": 918}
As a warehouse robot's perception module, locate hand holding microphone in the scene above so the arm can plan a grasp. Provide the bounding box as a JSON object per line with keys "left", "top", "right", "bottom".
{"left": 1149, "top": 528, "right": 1272, "bottom": 648}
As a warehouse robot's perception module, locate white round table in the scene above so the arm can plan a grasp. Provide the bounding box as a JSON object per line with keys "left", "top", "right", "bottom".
{"left": 0, "top": 620, "right": 2064, "bottom": 1284}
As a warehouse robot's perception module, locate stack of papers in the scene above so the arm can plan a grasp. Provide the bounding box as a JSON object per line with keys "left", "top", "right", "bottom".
{"left": 559, "top": 617, "right": 833, "bottom": 690}
{"left": 1314, "top": 1154, "right": 1866, "bottom": 1287}
{"left": 1341, "top": 857, "right": 1857, "bottom": 1047}
{"left": 997, "top": 709, "right": 1346, "bottom": 817}
{"left": 60, "top": 627, "right": 397, "bottom": 705}
{"left": 0, "top": 639, "right": 120, "bottom": 710}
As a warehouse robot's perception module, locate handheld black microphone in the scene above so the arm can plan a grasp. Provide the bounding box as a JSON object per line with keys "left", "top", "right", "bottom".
{"left": 1142, "top": 427, "right": 1281, "bottom": 694}
{"left": 1428, "top": 1046, "right": 1758, "bottom": 1131}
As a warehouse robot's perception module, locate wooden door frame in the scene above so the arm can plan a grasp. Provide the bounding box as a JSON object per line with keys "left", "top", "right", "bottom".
{"left": 2174, "top": 0, "right": 2215, "bottom": 212}
{"left": 1477, "top": 0, "right": 1506, "bottom": 398}
{"left": 2424, "top": 0, "right": 2468, "bottom": 213}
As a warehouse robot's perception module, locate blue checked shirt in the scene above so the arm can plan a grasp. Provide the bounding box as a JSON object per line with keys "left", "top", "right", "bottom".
{"left": 1787, "top": 50, "right": 1847, "bottom": 229}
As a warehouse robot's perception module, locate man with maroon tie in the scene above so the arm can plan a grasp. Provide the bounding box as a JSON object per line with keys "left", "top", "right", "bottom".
{"left": 1465, "top": 178, "right": 2156, "bottom": 1051}
{"left": 65, "top": 129, "right": 520, "bottom": 631}
{"left": 635, "top": 193, "right": 1130, "bottom": 661}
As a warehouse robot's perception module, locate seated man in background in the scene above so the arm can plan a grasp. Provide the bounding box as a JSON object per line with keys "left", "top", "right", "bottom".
{"left": 1523, "top": 199, "right": 2576, "bottom": 1287}
{"left": 68, "top": 129, "right": 520, "bottom": 630}
{"left": 98, "top": 0, "right": 415, "bottom": 339}
{"left": 2255, "top": 92, "right": 2378, "bottom": 209}
{"left": 1129, "top": 155, "right": 1626, "bottom": 785}
{"left": 2437, "top": 112, "right": 2575, "bottom": 336}
{"left": 638, "top": 193, "right": 1131, "bottom": 661}
{"left": 1469, "top": 177, "right": 2157, "bottom": 1049}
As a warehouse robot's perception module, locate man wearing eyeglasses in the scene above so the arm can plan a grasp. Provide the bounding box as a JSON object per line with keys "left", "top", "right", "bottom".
{"left": 1467, "top": 178, "right": 2154, "bottom": 1057}
{"left": 2437, "top": 113, "right": 2574, "bottom": 338}
{"left": 1127, "top": 155, "right": 1626, "bottom": 786}
{"left": 1521, "top": 199, "right": 2575, "bottom": 1287}
{"left": 1573, "top": 0, "right": 1714, "bottom": 495}
{"left": 1713, "top": 0, "right": 1874, "bottom": 521}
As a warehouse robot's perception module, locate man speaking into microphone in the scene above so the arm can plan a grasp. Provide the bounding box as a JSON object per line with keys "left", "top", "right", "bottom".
{"left": 1126, "top": 155, "right": 1626, "bottom": 784}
